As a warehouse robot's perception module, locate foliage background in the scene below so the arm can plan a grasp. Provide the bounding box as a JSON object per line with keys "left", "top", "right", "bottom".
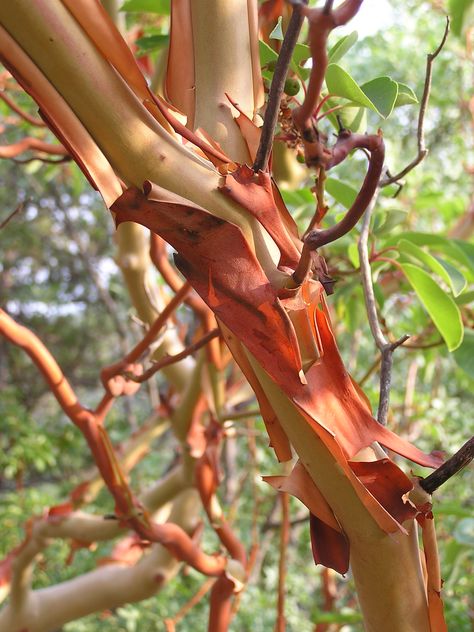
{"left": 0, "top": 0, "right": 473, "bottom": 630}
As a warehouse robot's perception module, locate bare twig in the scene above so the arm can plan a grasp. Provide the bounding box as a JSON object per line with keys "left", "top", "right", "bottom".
{"left": 253, "top": 2, "right": 307, "bottom": 173}
{"left": 420, "top": 436, "right": 474, "bottom": 494}
{"left": 0, "top": 201, "right": 24, "bottom": 231}
{"left": 357, "top": 194, "right": 409, "bottom": 424}
{"left": 380, "top": 17, "right": 450, "bottom": 187}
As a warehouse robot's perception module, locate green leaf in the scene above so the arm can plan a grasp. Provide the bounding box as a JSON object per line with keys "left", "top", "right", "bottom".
{"left": 374, "top": 210, "right": 408, "bottom": 235}
{"left": 328, "top": 31, "right": 358, "bottom": 64}
{"left": 325, "top": 64, "right": 381, "bottom": 114}
{"left": 135, "top": 34, "right": 169, "bottom": 56}
{"left": 387, "top": 232, "right": 474, "bottom": 280}
{"left": 453, "top": 329, "right": 474, "bottom": 378}
{"left": 322, "top": 98, "right": 367, "bottom": 133}
{"left": 325, "top": 177, "right": 358, "bottom": 209}
{"left": 269, "top": 16, "right": 284, "bottom": 40}
{"left": 347, "top": 242, "right": 360, "bottom": 269}
{"left": 434, "top": 256, "right": 467, "bottom": 297}
{"left": 120, "top": 0, "right": 170, "bottom": 13}
{"left": 259, "top": 40, "right": 278, "bottom": 67}
{"left": 360, "top": 76, "right": 398, "bottom": 118}
{"left": 448, "top": 0, "right": 474, "bottom": 36}
{"left": 401, "top": 263, "right": 464, "bottom": 351}
{"left": 394, "top": 82, "right": 418, "bottom": 107}
{"left": 398, "top": 239, "right": 466, "bottom": 296}
{"left": 455, "top": 289, "right": 474, "bottom": 305}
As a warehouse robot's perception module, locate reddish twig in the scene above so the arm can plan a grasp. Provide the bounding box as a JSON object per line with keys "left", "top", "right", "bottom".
{"left": 101, "top": 282, "right": 191, "bottom": 390}
{"left": 0, "top": 90, "right": 46, "bottom": 126}
{"left": 0, "top": 309, "right": 228, "bottom": 577}
{"left": 0, "top": 137, "right": 67, "bottom": 158}
{"left": 292, "top": 0, "right": 363, "bottom": 160}
{"left": 124, "top": 328, "right": 220, "bottom": 384}
{"left": 293, "top": 131, "right": 384, "bottom": 285}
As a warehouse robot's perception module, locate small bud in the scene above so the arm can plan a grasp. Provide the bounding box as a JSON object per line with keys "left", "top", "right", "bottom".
{"left": 266, "top": 59, "right": 278, "bottom": 72}
{"left": 284, "top": 78, "right": 300, "bottom": 96}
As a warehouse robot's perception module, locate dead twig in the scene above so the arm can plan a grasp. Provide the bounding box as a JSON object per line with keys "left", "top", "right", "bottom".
{"left": 357, "top": 194, "right": 410, "bottom": 425}
{"left": 420, "top": 436, "right": 474, "bottom": 494}
{"left": 380, "top": 17, "right": 450, "bottom": 187}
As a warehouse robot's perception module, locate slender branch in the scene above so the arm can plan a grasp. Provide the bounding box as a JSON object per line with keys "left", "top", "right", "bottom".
{"left": 125, "top": 329, "right": 220, "bottom": 384}
{"left": 101, "top": 282, "right": 191, "bottom": 389}
{"left": 0, "top": 137, "right": 67, "bottom": 158}
{"left": 380, "top": 16, "right": 450, "bottom": 187}
{"left": 253, "top": 2, "right": 307, "bottom": 173}
{"left": 0, "top": 201, "right": 24, "bottom": 231}
{"left": 0, "top": 89, "right": 46, "bottom": 126}
{"left": 420, "top": 436, "right": 474, "bottom": 494}
{"left": 357, "top": 194, "right": 409, "bottom": 424}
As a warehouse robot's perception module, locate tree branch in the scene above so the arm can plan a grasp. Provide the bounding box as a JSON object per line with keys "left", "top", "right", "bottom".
{"left": 125, "top": 329, "right": 220, "bottom": 384}
{"left": 357, "top": 194, "right": 410, "bottom": 424}
{"left": 380, "top": 16, "right": 449, "bottom": 187}
{"left": 253, "top": 1, "right": 307, "bottom": 173}
{"left": 420, "top": 436, "right": 474, "bottom": 494}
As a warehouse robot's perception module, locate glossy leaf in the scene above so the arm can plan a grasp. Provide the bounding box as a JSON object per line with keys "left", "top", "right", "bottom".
{"left": 325, "top": 177, "right": 358, "bottom": 209}
{"left": 325, "top": 64, "right": 380, "bottom": 115}
{"left": 395, "top": 82, "right": 418, "bottom": 106}
{"left": 398, "top": 239, "right": 466, "bottom": 296}
{"left": 401, "top": 263, "right": 464, "bottom": 351}
{"left": 328, "top": 31, "right": 358, "bottom": 63}
{"left": 360, "top": 76, "right": 398, "bottom": 118}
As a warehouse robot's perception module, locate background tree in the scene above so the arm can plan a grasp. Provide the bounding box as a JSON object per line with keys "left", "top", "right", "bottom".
{"left": 0, "top": 0, "right": 473, "bottom": 630}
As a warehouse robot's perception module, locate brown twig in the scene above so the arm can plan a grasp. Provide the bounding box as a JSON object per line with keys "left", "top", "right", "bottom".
{"left": 253, "top": 1, "right": 307, "bottom": 173}
{"left": 357, "top": 194, "right": 410, "bottom": 424}
{"left": 125, "top": 328, "right": 220, "bottom": 384}
{"left": 420, "top": 436, "right": 474, "bottom": 494}
{"left": 0, "top": 201, "right": 25, "bottom": 231}
{"left": 380, "top": 16, "right": 450, "bottom": 187}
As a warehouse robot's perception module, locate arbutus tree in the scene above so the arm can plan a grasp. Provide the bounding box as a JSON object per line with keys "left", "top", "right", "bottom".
{"left": 0, "top": 1, "right": 473, "bottom": 631}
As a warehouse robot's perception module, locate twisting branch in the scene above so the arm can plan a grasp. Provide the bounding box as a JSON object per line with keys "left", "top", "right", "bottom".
{"left": 293, "top": 131, "right": 384, "bottom": 285}
{"left": 292, "top": 0, "right": 364, "bottom": 164}
{"left": 420, "top": 436, "right": 474, "bottom": 494}
{"left": 357, "top": 194, "right": 410, "bottom": 425}
{"left": 253, "top": 1, "right": 307, "bottom": 173}
{"left": 380, "top": 16, "right": 450, "bottom": 187}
